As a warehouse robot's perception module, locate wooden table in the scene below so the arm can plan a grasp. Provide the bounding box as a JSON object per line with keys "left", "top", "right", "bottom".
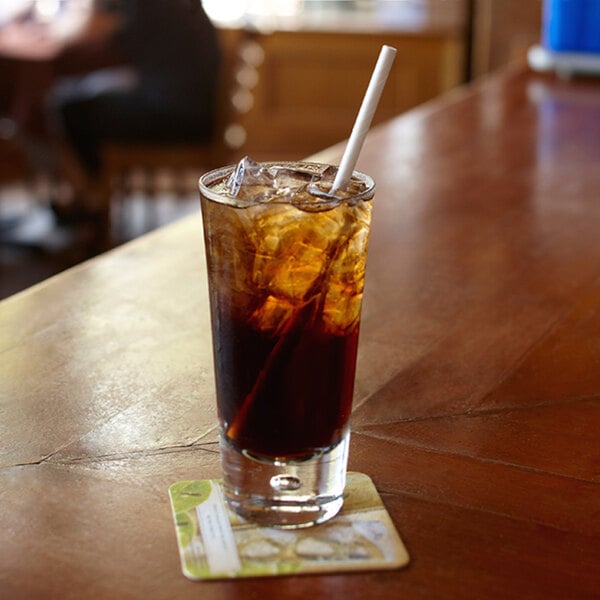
{"left": 1, "top": 65, "right": 599, "bottom": 599}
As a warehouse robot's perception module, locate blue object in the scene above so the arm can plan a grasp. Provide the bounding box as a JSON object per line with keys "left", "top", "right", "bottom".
{"left": 543, "top": 0, "right": 600, "bottom": 54}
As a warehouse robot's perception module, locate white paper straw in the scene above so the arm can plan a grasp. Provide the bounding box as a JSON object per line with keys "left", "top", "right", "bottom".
{"left": 331, "top": 45, "right": 397, "bottom": 193}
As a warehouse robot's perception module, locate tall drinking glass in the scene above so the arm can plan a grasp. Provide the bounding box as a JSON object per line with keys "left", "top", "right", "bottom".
{"left": 199, "top": 160, "right": 375, "bottom": 528}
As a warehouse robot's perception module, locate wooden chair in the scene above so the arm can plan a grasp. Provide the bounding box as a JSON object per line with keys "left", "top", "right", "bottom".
{"left": 97, "top": 28, "right": 262, "bottom": 248}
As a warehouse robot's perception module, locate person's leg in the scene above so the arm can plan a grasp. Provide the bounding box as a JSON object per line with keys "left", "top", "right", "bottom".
{"left": 46, "top": 67, "right": 139, "bottom": 217}
{"left": 49, "top": 67, "right": 139, "bottom": 172}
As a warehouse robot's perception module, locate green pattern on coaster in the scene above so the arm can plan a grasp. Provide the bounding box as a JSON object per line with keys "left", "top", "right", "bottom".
{"left": 168, "top": 472, "right": 410, "bottom": 580}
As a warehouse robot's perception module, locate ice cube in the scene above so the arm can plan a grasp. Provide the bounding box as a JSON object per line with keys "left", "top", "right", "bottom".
{"left": 227, "top": 156, "right": 275, "bottom": 202}
{"left": 249, "top": 294, "right": 295, "bottom": 335}
{"left": 227, "top": 156, "right": 270, "bottom": 193}
{"left": 322, "top": 204, "right": 372, "bottom": 333}
{"left": 293, "top": 186, "right": 341, "bottom": 212}
{"left": 305, "top": 168, "right": 369, "bottom": 208}
{"left": 248, "top": 202, "right": 351, "bottom": 305}
{"left": 269, "top": 166, "right": 314, "bottom": 191}
{"left": 264, "top": 166, "right": 321, "bottom": 207}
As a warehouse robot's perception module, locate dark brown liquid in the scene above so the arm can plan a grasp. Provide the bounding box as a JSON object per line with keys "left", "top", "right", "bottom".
{"left": 200, "top": 165, "right": 372, "bottom": 460}
{"left": 211, "top": 298, "right": 359, "bottom": 459}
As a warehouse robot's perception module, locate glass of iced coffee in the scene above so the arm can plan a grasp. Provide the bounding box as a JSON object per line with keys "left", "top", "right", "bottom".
{"left": 199, "top": 157, "right": 375, "bottom": 528}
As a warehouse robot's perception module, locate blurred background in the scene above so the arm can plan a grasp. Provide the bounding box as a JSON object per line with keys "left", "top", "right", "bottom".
{"left": 0, "top": 0, "right": 543, "bottom": 299}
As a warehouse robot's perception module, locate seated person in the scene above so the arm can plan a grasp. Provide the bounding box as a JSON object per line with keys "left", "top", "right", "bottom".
{"left": 47, "top": 0, "right": 221, "bottom": 218}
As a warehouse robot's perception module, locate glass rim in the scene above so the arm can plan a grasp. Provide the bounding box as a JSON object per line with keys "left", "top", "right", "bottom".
{"left": 198, "top": 160, "right": 375, "bottom": 204}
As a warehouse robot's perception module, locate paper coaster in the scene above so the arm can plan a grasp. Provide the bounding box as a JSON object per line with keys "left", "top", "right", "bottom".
{"left": 168, "top": 471, "right": 410, "bottom": 580}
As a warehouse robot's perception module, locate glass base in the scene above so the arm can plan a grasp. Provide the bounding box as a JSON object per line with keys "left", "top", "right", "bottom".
{"left": 219, "top": 431, "right": 349, "bottom": 529}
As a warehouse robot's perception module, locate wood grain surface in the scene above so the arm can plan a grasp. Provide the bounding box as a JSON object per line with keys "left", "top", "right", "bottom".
{"left": 1, "top": 65, "right": 599, "bottom": 599}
